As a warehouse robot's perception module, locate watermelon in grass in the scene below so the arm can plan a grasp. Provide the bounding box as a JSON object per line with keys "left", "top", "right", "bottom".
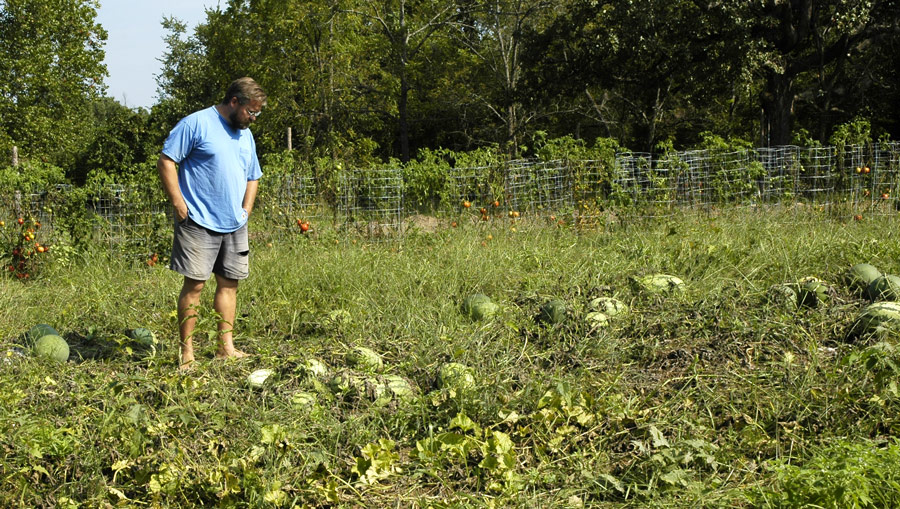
{"left": 633, "top": 274, "right": 684, "bottom": 294}
{"left": 538, "top": 299, "right": 567, "bottom": 324}
{"left": 126, "top": 327, "right": 157, "bottom": 347}
{"left": 867, "top": 275, "right": 900, "bottom": 302}
{"left": 461, "top": 294, "right": 499, "bottom": 321}
{"left": 588, "top": 297, "right": 628, "bottom": 317}
{"left": 844, "top": 263, "right": 882, "bottom": 296}
{"left": 438, "top": 362, "right": 476, "bottom": 392}
{"left": 33, "top": 335, "right": 69, "bottom": 362}
{"left": 846, "top": 301, "right": 900, "bottom": 341}
{"left": 345, "top": 346, "right": 384, "bottom": 373}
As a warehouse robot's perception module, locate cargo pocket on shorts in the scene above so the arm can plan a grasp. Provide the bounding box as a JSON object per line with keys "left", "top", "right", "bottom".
{"left": 225, "top": 226, "right": 251, "bottom": 279}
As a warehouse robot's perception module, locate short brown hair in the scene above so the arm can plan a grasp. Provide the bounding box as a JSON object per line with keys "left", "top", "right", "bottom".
{"left": 223, "top": 77, "right": 267, "bottom": 106}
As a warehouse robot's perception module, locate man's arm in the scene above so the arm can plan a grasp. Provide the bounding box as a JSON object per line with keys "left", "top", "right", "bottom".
{"left": 157, "top": 154, "right": 189, "bottom": 222}
{"left": 242, "top": 179, "right": 259, "bottom": 216}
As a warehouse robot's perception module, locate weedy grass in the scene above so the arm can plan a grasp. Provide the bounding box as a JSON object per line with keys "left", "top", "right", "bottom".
{"left": 2, "top": 209, "right": 900, "bottom": 507}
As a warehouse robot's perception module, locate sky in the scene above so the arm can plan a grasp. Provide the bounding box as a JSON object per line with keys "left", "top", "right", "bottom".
{"left": 95, "top": 1, "right": 221, "bottom": 110}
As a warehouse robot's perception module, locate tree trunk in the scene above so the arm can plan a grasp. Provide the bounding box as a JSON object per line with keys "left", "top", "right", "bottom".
{"left": 761, "top": 71, "right": 794, "bottom": 146}
{"left": 399, "top": 72, "right": 410, "bottom": 163}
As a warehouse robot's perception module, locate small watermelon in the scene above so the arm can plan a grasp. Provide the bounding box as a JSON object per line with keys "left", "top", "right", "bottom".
{"left": 301, "top": 357, "right": 329, "bottom": 378}
{"left": 291, "top": 391, "right": 318, "bottom": 409}
{"left": 384, "top": 374, "right": 416, "bottom": 403}
{"left": 33, "top": 334, "right": 69, "bottom": 362}
{"left": 538, "top": 299, "right": 567, "bottom": 324}
{"left": 367, "top": 377, "right": 393, "bottom": 406}
{"left": 26, "top": 324, "right": 58, "bottom": 345}
{"left": 247, "top": 369, "right": 275, "bottom": 388}
{"left": 844, "top": 263, "right": 882, "bottom": 296}
{"left": 438, "top": 362, "right": 476, "bottom": 392}
{"left": 798, "top": 279, "right": 830, "bottom": 308}
{"left": 585, "top": 311, "right": 610, "bottom": 328}
{"left": 461, "top": 294, "right": 499, "bottom": 320}
{"left": 867, "top": 275, "right": 900, "bottom": 302}
{"left": 345, "top": 346, "right": 384, "bottom": 373}
{"left": 846, "top": 301, "right": 900, "bottom": 340}
{"left": 588, "top": 297, "right": 628, "bottom": 317}
{"left": 633, "top": 274, "right": 684, "bottom": 294}
{"left": 767, "top": 283, "right": 798, "bottom": 311}
{"left": 327, "top": 370, "right": 367, "bottom": 396}
{"left": 126, "top": 327, "right": 157, "bottom": 347}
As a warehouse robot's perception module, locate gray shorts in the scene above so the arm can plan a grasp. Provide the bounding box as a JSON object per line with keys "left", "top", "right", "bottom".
{"left": 170, "top": 217, "right": 250, "bottom": 281}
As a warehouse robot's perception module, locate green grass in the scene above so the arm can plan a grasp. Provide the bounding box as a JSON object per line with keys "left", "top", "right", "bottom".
{"left": 3, "top": 209, "right": 900, "bottom": 507}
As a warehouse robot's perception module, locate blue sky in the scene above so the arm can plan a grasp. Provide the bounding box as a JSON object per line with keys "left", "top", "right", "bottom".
{"left": 96, "top": 1, "right": 221, "bottom": 110}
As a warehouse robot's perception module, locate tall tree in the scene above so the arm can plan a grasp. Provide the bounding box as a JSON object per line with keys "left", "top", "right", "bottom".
{"left": 0, "top": 0, "right": 107, "bottom": 168}
{"left": 740, "top": 0, "right": 900, "bottom": 145}
{"left": 524, "top": 0, "right": 744, "bottom": 151}
{"left": 452, "top": 0, "right": 555, "bottom": 157}
{"left": 348, "top": 0, "right": 468, "bottom": 162}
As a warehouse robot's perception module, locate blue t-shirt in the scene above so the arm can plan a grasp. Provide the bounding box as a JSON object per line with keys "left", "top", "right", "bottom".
{"left": 162, "top": 106, "right": 263, "bottom": 233}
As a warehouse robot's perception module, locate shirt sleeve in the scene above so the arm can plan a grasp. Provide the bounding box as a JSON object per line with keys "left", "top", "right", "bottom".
{"left": 162, "top": 116, "right": 197, "bottom": 163}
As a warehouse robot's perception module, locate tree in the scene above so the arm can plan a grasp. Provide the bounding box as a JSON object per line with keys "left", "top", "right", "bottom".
{"left": 0, "top": 0, "right": 107, "bottom": 168}
{"left": 740, "top": 0, "right": 900, "bottom": 145}
{"left": 72, "top": 98, "right": 154, "bottom": 182}
{"left": 451, "top": 0, "right": 556, "bottom": 157}
{"left": 348, "top": 0, "right": 469, "bottom": 162}
{"left": 523, "top": 0, "right": 745, "bottom": 151}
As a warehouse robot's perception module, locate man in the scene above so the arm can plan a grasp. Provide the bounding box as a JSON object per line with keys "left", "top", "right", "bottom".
{"left": 157, "top": 77, "right": 266, "bottom": 370}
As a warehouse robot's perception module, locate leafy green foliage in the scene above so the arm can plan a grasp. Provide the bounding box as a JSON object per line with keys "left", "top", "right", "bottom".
{"left": 0, "top": 0, "right": 107, "bottom": 167}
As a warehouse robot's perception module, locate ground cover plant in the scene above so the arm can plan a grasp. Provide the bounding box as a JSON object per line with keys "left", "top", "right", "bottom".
{"left": 2, "top": 209, "right": 900, "bottom": 507}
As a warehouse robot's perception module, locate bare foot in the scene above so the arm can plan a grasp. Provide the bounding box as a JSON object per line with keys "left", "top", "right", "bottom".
{"left": 215, "top": 349, "right": 251, "bottom": 360}
{"left": 178, "top": 359, "right": 195, "bottom": 372}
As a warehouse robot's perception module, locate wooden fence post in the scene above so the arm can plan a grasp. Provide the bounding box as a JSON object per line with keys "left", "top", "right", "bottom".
{"left": 287, "top": 127, "right": 292, "bottom": 151}
{"left": 11, "top": 145, "right": 18, "bottom": 166}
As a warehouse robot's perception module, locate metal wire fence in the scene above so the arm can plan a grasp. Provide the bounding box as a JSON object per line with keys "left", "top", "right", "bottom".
{"left": 2, "top": 142, "right": 899, "bottom": 257}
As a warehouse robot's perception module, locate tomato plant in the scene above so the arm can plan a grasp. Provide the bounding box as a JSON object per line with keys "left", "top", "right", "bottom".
{"left": 1, "top": 216, "right": 51, "bottom": 280}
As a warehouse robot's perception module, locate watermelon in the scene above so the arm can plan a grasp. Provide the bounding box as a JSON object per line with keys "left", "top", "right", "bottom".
{"left": 867, "top": 275, "right": 900, "bottom": 302}
{"left": 367, "top": 377, "right": 393, "bottom": 406}
{"left": 585, "top": 311, "right": 610, "bottom": 328}
{"left": 328, "top": 370, "right": 367, "bottom": 396}
{"left": 844, "top": 263, "right": 882, "bottom": 296}
{"left": 302, "top": 357, "right": 329, "bottom": 378}
{"left": 26, "top": 324, "right": 58, "bottom": 345}
{"left": 538, "top": 299, "right": 567, "bottom": 324}
{"left": 126, "top": 327, "right": 157, "bottom": 347}
{"left": 633, "top": 274, "right": 684, "bottom": 294}
{"left": 438, "top": 362, "right": 476, "bottom": 391}
{"left": 798, "top": 279, "right": 830, "bottom": 308}
{"left": 461, "top": 294, "right": 499, "bottom": 320}
{"left": 291, "top": 391, "right": 318, "bottom": 409}
{"left": 384, "top": 374, "right": 416, "bottom": 403}
{"left": 33, "top": 334, "right": 69, "bottom": 362}
{"left": 767, "top": 283, "right": 798, "bottom": 310}
{"left": 247, "top": 369, "right": 275, "bottom": 388}
{"left": 846, "top": 301, "right": 900, "bottom": 340}
{"left": 345, "top": 346, "right": 384, "bottom": 373}
{"left": 588, "top": 297, "right": 628, "bottom": 317}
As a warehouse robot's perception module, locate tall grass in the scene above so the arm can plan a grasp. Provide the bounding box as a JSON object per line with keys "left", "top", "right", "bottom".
{"left": 2, "top": 210, "right": 900, "bottom": 507}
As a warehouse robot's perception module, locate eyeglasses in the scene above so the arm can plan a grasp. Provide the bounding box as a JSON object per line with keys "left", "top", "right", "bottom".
{"left": 246, "top": 108, "right": 262, "bottom": 118}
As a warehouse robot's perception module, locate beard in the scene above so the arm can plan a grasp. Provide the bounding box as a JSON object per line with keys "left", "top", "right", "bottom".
{"left": 229, "top": 110, "right": 250, "bottom": 130}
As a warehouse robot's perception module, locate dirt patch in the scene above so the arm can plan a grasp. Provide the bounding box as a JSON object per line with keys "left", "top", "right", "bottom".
{"left": 402, "top": 214, "right": 443, "bottom": 234}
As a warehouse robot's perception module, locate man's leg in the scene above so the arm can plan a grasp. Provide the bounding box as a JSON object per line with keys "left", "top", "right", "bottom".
{"left": 213, "top": 273, "right": 249, "bottom": 359}
{"left": 178, "top": 277, "right": 206, "bottom": 369}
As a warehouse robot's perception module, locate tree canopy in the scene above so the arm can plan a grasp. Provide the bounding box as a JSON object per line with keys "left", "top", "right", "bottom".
{"left": 1, "top": 0, "right": 898, "bottom": 177}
